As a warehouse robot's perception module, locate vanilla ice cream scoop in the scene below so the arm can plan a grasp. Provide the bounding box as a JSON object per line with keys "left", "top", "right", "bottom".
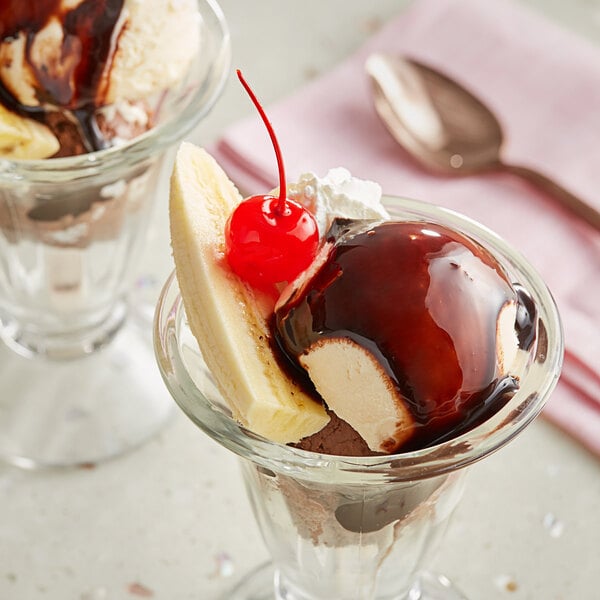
{"left": 274, "top": 219, "right": 537, "bottom": 454}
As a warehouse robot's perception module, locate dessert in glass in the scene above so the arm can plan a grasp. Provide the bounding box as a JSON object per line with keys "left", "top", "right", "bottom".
{"left": 0, "top": 0, "right": 230, "bottom": 468}
{"left": 154, "top": 76, "right": 563, "bottom": 599}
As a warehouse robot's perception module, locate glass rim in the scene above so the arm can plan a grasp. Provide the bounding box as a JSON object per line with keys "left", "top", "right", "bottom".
{"left": 0, "top": 0, "right": 230, "bottom": 177}
{"left": 154, "top": 195, "right": 564, "bottom": 483}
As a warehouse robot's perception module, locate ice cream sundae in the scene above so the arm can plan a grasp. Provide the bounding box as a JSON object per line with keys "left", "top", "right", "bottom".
{"left": 158, "top": 69, "right": 561, "bottom": 600}
{"left": 0, "top": 0, "right": 200, "bottom": 159}
{"left": 155, "top": 67, "right": 560, "bottom": 600}
{"left": 169, "top": 71, "right": 537, "bottom": 457}
{"left": 0, "top": 0, "right": 229, "bottom": 467}
{"left": 0, "top": 0, "right": 202, "bottom": 246}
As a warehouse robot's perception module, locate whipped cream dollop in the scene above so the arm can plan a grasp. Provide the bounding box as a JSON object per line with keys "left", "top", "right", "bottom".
{"left": 287, "top": 168, "right": 388, "bottom": 236}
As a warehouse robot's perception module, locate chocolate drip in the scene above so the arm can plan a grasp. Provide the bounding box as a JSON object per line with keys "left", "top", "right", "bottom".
{"left": 513, "top": 283, "right": 537, "bottom": 351}
{"left": 0, "top": 1, "right": 63, "bottom": 38}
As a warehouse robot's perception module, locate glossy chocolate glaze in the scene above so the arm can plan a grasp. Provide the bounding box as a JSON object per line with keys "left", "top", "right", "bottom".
{"left": 275, "top": 219, "right": 536, "bottom": 453}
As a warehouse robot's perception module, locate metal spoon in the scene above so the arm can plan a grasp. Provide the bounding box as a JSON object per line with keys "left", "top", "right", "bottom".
{"left": 366, "top": 53, "right": 600, "bottom": 233}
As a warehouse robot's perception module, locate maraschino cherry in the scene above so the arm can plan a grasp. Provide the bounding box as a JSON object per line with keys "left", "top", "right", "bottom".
{"left": 225, "top": 70, "right": 319, "bottom": 290}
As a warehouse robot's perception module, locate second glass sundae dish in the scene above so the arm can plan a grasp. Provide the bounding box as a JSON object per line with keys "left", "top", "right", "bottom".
{"left": 0, "top": 0, "right": 230, "bottom": 467}
{"left": 154, "top": 73, "right": 563, "bottom": 599}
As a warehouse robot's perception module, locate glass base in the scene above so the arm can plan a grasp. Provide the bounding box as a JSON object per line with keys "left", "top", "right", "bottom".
{"left": 0, "top": 300, "right": 128, "bottom": 361}
{"left": 0, "top": 317, "right": 173, "bottom": 469}
{"left": 223, "top": 562, "right": 468, "bottom": 600}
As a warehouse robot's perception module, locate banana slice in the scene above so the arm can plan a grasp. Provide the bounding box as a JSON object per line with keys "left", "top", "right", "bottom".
{"left": 169, "top": 142, "right": 329, "bottom": 443}
{"left": 0, "top": 105, "right": 59, "bottom": 159}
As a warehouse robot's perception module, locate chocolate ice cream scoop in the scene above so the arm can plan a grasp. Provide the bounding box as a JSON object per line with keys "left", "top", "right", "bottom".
{"left": 275, "top": 218, "right": 537, "bottom": 454}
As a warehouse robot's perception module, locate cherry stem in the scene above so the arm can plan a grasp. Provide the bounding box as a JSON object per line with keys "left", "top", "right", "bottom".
{"left": 237, "top": 69, "right": 287, "bottom": 214}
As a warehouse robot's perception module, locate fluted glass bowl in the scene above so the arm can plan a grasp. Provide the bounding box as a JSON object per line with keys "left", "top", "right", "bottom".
{"left": 0, "top": 0, "right": 231, "bottom": 469}
{"left": 154, "top": 196, "right": 563, "bottom": 599}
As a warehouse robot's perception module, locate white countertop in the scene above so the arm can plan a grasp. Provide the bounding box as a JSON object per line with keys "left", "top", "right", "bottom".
{"left": 1, "top": 1, "right": 599, "bottom": 599}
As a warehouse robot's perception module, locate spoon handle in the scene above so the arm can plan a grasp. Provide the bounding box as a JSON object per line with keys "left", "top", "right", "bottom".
{"left": 502, "top": 163, "right": 600, "bottom": 233}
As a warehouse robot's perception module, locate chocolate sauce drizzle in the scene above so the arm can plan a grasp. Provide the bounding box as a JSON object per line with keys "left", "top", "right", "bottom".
{"left": 275, "top": 220, "right": 537, "bottom": 454}
{"left": 0, "top": 0, "right": 125, "bottom": 154}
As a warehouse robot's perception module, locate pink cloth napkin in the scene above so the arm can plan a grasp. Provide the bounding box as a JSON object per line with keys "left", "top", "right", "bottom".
{"left": 212, "top": 0, "right": 600, "bottom": 455}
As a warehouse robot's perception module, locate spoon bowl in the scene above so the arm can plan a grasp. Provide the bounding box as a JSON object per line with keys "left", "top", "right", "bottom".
{"left": 366, "top": 53, "right": 600, "bottom": 232}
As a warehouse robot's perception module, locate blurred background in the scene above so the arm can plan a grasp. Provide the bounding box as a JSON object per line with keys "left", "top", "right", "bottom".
{"left": 0, "top": 1, "right": 598, "bottom": 599}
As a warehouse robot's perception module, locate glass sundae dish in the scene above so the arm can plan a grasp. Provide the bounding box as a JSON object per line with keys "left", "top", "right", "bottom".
{"left": 153, "top": 77, "right": 563, "bottom": 597}
{"left": 0, "top": 0, "right": 230, "bottom": 467}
